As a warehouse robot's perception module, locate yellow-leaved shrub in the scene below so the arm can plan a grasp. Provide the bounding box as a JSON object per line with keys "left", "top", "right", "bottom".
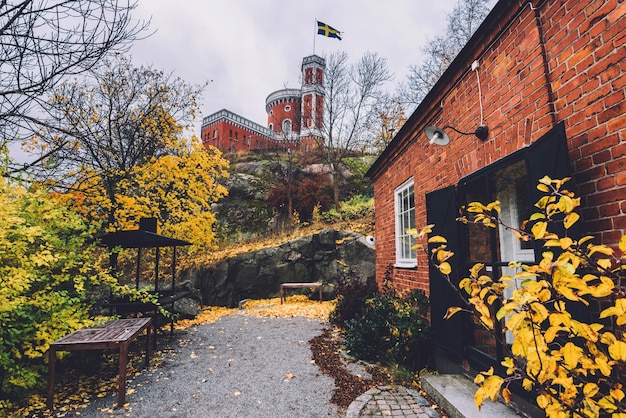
{"left": 0, "top": 177, "right": 120, "bottom": 402}
{"left": 0, "top": 149, "right": 160, "bottom": 408}
{"left": 411, "top": 177, "right": 626, "bottom": 417}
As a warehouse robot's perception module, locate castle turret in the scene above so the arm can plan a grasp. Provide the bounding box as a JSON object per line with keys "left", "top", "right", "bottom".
{"left": 265, "top": 88, "right": 301, "bottom": 141}
{"left": 299, "top": 55, "right": 325, "bottom": 150}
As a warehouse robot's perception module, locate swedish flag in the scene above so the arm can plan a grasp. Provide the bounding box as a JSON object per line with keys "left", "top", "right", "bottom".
{"left": 317, "top": 21, "right": 342, "bottom": 40}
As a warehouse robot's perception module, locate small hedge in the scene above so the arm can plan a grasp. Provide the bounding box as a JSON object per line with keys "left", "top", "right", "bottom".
{"left": 331, "top": 269, "right": 431, "bottom": 370}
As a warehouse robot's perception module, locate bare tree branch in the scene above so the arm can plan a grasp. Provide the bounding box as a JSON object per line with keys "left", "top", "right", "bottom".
{"left": 23, "top": 55, "right": 205, "bottom": 186}
{"left": 316, "top": 51, "right": 392, "bottom": 209}
{"left": 0, "top": 0, "right": 150, "bottom": 147}
{"left": 396, "top": 0, "right": 494, "bottom": 111}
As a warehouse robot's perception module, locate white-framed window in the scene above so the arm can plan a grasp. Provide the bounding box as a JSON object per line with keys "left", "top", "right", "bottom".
{"left": 284, "top": 105, "right": 291, "bottom": 112}
{"left": 395, "top": 178, "right": 416, "bottom": 268}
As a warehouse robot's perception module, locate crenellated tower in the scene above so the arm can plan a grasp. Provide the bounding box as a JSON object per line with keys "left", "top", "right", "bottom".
{"left": 299, "top": 55, "right": 325, "bottom": 150}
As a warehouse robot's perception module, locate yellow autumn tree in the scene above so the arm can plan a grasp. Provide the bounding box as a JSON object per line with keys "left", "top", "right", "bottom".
{"left": 22, "top": 55, "right": 229, "bottom": 247}
{"left": 411, "top": 177, "right": 626, "bottom": 417}
{"left": 112, "top": 141, "right": 228, "bottom": 246}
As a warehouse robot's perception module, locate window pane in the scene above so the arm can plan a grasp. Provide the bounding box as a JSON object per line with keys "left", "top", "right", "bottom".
{"left": 494, "top": 160, "right": 533, "bottom": 255}
{"left": 463, "top": 177, "right": 493, "bottom": 263}
{"left": 395, "top": 180, "right": 416, "bottom": 263}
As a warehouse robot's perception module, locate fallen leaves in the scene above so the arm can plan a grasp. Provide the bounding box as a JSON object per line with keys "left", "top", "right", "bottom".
{"left": 239, "top": 295, "right": 335, "bottom": 321}
{"left": 309, "top": 328, "right": 390, "bottom": 408}
{"left": 174, "top": 306, "right": 235, "bottom": 329}
{"left": 173, "top": 295, "right": 334, "bottom": 329}
{"left": 5, "top": 296, "right": 336, "bottom": 417}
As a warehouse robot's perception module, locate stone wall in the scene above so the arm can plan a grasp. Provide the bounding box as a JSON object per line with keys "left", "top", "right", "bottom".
{"left": 180, "top": 229, "right": 375, "bottom": 308}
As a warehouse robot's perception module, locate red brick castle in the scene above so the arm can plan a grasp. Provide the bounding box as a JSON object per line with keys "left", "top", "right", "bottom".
{"left": 201, "top": 55, "right": 325, "bottom": 153}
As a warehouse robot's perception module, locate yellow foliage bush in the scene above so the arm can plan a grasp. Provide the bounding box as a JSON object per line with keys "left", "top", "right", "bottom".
{"left": 411, "top": 176, "right": 626, "bottom": 417}
{"left": 0, "top": 175, "right": 155, "bottom": 406}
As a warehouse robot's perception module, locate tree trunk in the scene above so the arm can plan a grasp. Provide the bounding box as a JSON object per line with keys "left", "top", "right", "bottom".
{"left": 332, "top": 169, "right": 341, "bottom": 211}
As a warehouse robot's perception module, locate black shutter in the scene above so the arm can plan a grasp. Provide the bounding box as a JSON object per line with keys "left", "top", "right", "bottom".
{"left": 524, "top": 121, "right": 575, "bottom": 256}
{"left": 525, "top": 121, "right": 570, "bottom": 204}
{"left": 525, "top": 122, "right": 587, "bottom": 323}
{"left": 426, "top": 186, "right": 466, "bottom": 357}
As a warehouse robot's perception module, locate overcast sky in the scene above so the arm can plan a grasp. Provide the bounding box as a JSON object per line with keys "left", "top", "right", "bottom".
{"left": 128, "top": 1, "right": 479, "bottom": 136}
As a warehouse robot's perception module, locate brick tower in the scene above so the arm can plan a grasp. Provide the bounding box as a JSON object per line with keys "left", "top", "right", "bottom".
{"left": 299, "top": 55, "right": 325, "bottom": 151}
{"left": 265, "top": 88, "right": 301, "bottom": 142}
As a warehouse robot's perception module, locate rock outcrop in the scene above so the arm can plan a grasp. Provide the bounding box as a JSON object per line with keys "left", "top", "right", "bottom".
{"left": 180, "top": 229, "right": 375, "bottom": 308}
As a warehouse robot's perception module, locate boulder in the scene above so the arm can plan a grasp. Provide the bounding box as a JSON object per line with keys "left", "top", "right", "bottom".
{"left": 173, "top": 297, "right": 200, "bottom": 319}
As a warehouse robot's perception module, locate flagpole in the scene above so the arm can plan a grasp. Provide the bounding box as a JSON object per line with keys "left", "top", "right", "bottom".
{"left": 313, "top": 19, "right": 316, "bottom": 55}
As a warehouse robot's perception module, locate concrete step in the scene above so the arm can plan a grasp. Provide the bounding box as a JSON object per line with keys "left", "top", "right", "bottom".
{"left": 421, "top": 374, "right": 523, "bottom": 418}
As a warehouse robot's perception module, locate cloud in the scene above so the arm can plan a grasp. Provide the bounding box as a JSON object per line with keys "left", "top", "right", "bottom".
{"left": 130, "top": 0, "right": 465, "bottom": 135}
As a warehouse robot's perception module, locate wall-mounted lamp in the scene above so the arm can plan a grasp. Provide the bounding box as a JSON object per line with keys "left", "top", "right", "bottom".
{"left": 424, "top": 124, "right": 489, "bottom": 145}
{"left": 425, "top": 60, "right": 489, "bottom": 146}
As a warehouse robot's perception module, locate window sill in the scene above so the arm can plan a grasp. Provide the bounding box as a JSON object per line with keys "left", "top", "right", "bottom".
{"left": 395, "top": 262, "right": 417, "bottom": 269}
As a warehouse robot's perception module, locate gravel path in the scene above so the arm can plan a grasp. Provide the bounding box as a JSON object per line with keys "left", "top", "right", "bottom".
{"left": 54, "top": 314, "right": 339, "bottom": 417}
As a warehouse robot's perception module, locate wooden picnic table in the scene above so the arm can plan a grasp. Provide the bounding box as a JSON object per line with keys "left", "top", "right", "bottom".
{"left": 47, "top": 317, "right": 153, "bottom": 410}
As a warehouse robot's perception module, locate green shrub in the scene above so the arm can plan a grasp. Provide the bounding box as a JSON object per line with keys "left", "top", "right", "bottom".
{"left": 329, "top": 270, "right": 378, "bottom": 328}
{"left": 343, "top": 157, "right": 375, "bottom": 197}
{"left": 321, "top": 195, "right": 374, "bottom": 222}
{"left": 335, "top": 268, "right": 431, "bottom": 370}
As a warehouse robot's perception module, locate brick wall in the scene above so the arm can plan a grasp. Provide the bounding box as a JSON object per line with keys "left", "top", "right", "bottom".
{"left": 371, "top": 0, "right": 626, "bottom": 290}
{"left": 201, "top": 120, "right": 274, "bottom": 153}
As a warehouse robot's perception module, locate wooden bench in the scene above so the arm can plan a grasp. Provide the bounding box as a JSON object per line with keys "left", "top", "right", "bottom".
{"left": 280, "top": 282, "right": 323, "bottom": 304}
{"left": 47, "top": 317, "right": 153, "bottom": 410}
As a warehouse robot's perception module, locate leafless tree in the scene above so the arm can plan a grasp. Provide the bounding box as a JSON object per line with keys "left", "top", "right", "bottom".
{"left": 0, "top": 0, "right": 149, "bottom": 151}
{"left": 368, "top": 96, "right": 407, "bottom": 154}
{"left": 316, "top": 51, "right": 392, "bottom": 209}
{"left": 265, "top": 128, "right": 302, "bottom": 228}
{"left": 397, "top": 0, "right": 494, "bottom": 111}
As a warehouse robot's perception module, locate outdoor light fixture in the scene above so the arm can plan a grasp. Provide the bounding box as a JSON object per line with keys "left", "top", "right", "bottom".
{"left": 424, "top": 126, "right": 450, "bottom": 145}
{"left": 424, "top": 124, "right": 489, "bottom": 145}
{"left": 425, "top": 60, "right": 489, "bottom": 145}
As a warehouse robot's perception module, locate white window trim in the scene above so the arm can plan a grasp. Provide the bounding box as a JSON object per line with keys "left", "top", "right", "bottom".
{"left": 394, "top": 178, "right": 417, "bottom": 268}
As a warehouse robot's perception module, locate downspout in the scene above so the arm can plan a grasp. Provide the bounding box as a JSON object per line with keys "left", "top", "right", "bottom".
{"left": 530, "top": 0, "right": 558, "bottom": 127}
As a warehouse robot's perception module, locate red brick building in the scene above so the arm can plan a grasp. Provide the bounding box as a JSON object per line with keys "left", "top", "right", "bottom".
{"left": 201, "top": 55, "right": 325, "bottom": 153}
{"left": 367, "top": 0, "right": 625, "bottom": 381}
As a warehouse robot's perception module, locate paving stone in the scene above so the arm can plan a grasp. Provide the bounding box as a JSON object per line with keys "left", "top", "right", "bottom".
{"left": 345, "top": 385, "right": 441, "bottom": 418}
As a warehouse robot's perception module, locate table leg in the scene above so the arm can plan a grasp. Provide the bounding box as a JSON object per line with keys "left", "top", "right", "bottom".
{"left": 319, "top": 285, "right": 323, "bottom": 302}
{"left": 280, "top": 286, "right": 284, "bottom": 304}
{"left": 47, "top": 347, "right": 57, "bottom": 410}
{"left": 118, "top": 343, "right": 129, "bottom": 406}
{"left": 145, "top": 325, "right": 151, "bottom": 368}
